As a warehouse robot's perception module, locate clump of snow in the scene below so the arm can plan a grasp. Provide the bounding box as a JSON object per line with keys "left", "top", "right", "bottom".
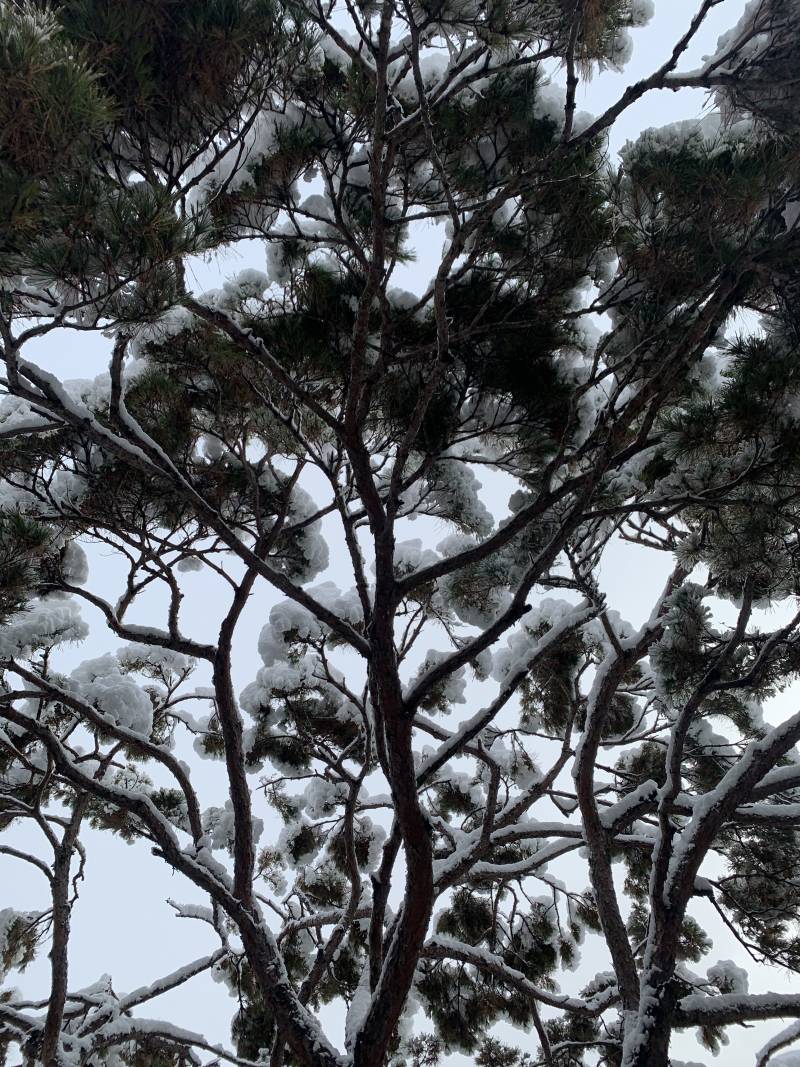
{"left": 392, "top": 51, "right": 449, "bottom": 104}
{"left": 203, "top": 800, "right": 264, "bottom": 854}
{"left": 63, "top": 373, "right": 113, "bottom": 414}
{"left": 706, "top": 959, "right": 749, "bottom": 994}
{"left": 71, "top": 654, "right": 154, "bottom": 737}
{"left": 256, "top": 583, "right": 364, "bottom": 668}
{"left": 128, "top": 305, "right": 196, "bottom": 359}
{"left": 435, "top": 532, "right": 512, "bottom": 628}
{"left": 0, "top": 908, "right": 39, "bottom": 981}
{"left": 619, "top": 115, "right": 723, "bottom": 172}
{"left": 186, "top": 105, "right": 306, "bottom": 210}
{"left": 117, "top": 643, "right": 191, "bottom": 678}
{"left": 491, "top": 598, "right": 581, "bottom": 684}
{"left": 345, "top": 968, "right": 372, "bottom": 1049}
{"left": 198, "top": 270, "right": 270, "bottom": 312}
{"left": 391, "top": 539, "right": 439, "bottom": 578}
{"left": 302, "top": 777, "right": 349, "bottom": 819}
{"left": 630, "top": 0, "right": 654, "bottom": 25}
{"left": 231, "top": 268, "right": 269, "bottom": 300}
{"left": 407, "top": 649, "right": 467, "bottom": 710}
{"left": 0, "top": 596, "right": 88, "bottom": 657}
{"left": 0, "top": 396, "right": 54, "bottom": 434}
{"left": 277, "top": 818, "right": 319, "bottom": 869}
{"left": 61, "top": 541, "right": 89, "bottom": 585}
{"left": 783, "top": 200, "right": 800, "bottom": 231}
{"left": 177, "top": 556, "right": 204, "bottom": 573}
{"left": 421, "top": 457, "right": 493, "bottom": 536}
{"left": 600, "top": 29, "right": 634, "bottom": 72}
{"left": 386, "top": 287, "right": 419, "bottom": 311}
{"left": 257, "top": 601, "right": 323, "bottom": 666}
{"left": 702, "top": 0, "right": 767, "bottom": 81}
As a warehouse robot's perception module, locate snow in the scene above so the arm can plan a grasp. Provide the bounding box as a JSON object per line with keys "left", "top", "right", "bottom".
{"left": 783, "top": 201, "right": 800, "bottom": 231}
{"left": 254, "top": 582, "right": 364, "bottom": 669}
{"left": 302, "top": 778, "right": 349, "bottom": 820}
{"left": 600, "top": 780, "right": 658, "bottom": 829}
{"left": 390, "top": 538, "right": 439, "bottom": 578}
{"left": 0, "top": 395, "right": 55, "bottom": 435}
{"left": 0, "top": 908, "right": 39, "bottom": 982}
{"left": 185, "top": 104, "right": 306, "bottom": 210}
{"left": 424, "top": 934, "right": 598, "bottom": 1013}
{"left": 276, "top": 818, "right": 319, "bottom": 869}
{"left": 707, "top": 959, "right": 749, "bottom": 995}
{"left": 392, "top": 51, "right": 450, "bottom": 104}
{"left": 755, "top": 761, "right": 800, "bottom": 797}
{"left": 17, "top": 357, "right": 156, "bottom": 472}
{"left": 258, "top": 600, "right": 323, "bottom": 665}
{"left": 436, "top": 532, "right": 512, "bottom": 628}
{"left": 619, "top": 115, "right": 723, "bottom": 173}
{"left": 406, "top": 649, "right": 467, "bottom": 710}
{"left": 229, "top": 268, "right": 269, "bottom": 300}
{"left": 386, "top": 287, "right": 419, "bottom": 311}
{"left": 757, "top": 1021, "right": 800, "bottom": 1067}
{"left": 127, "top": 305, "right": 195, "bottom": 358}
{"left": 703, "top": 0, "right": 765, "bottom": 74}
{"left": 344, "top": 968, "right": 373, "bottom": 1050}
{"left": 62, "top": 372, "right": 113, "bottom": 414}
{"left": 630, "top": 0, "right": 655, "bottom": 25}
{"left": 197, "top": 270, "right": 270, "bottom": 312}
{"left": 169, "top": 901, "right": 216, "bottom": 925}
{"left": 421, "top": 457, "right": 493, "bottom": 537}
{"left": 177, "top": 555, "right": 204, "bottom": 572}
{"left": 61, "top": 541, "right": 89, "bottom": 585}
{"left": 0, "top": 596, "right": 88, "bottom": 657}
{"left": 666, "top": 704, "right": 800, "bottom": 900}
{"left": 71, "top": 654, "right": 154, "bottom": 737}
{"left": 203, "top": 801, "right": 264, "bottom": 854}
{"left": 492, "top": 598, "right": 593, "bottom": 686}
{"left": 117, "top": 643, "right": 191, "bottom": 677}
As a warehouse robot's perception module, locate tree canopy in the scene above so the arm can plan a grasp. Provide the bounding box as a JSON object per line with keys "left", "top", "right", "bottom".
{"left": 1, "top": 1, "right": 800, "bottom": 1066}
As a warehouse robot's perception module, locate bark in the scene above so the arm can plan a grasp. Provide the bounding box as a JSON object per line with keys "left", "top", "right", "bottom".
{"left": 353, "top": 539, "right": 435, "bottom": 1067}
{"left": 41, "top": 802, "right": 86, "bottom": 1067}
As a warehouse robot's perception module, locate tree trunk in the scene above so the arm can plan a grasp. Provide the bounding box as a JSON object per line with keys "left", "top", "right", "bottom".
{"left": 621, "top": 955, "right": 678, "bottom": 1067}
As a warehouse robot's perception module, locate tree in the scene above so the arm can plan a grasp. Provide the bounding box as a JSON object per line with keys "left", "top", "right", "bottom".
{"left": 1, "top": 0, "right": 800, "bottom": 1064}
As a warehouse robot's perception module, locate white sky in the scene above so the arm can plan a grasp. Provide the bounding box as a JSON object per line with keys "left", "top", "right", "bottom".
{"left": 9, "top": 3, "right": 798, "bottom": 1066}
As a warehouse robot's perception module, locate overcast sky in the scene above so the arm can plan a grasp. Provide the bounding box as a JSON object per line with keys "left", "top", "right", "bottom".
{"left": 8, "top": 4, "right": 795, "bottom": 1065}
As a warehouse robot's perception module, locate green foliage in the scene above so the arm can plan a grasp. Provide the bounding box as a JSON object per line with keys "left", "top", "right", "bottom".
{"left": 543, "top": 1013, "right": 607, "bottom": 1066}
{"left": 431, "top": 69, "right": 558, "bottom": 194}
{"left": 476, "top": 1036, "right": 535, "bottom": 1067}
{"left": 0, "top": 909, "right": 40, "bottom": 977}
{"left": 436, "top": 888, "right": 493, "bottom": 945}
{"left": 399, "top": 1035, "right": 443, "bottom": 1067}
{"left": 55, "top": 0, "right": 287, "bottom": 147}
{"left": 417, "top": 961, "right": 500, "bottom": 1053}
{"left": 0, "top": 510, "right": 52, "bottom": 621}
{"left": 614, "top": 126, "right": 791, "bottom": 319}
{"left": 118, "top": 1037, "right": 191, "bottom": 1067}
{"left": 247, "top": 684, "right": 361, "bottom": 772}
{"left": 650, "top": 583, "right": 712, "bottom": 697}
{"left": 149, "top": 787, "right": 189, "bottom": 831}
{"left": 0, "top": 0, "right": 111, "bottom": 252}
{"left": 521, "top": 625, "right": 583, "bottom": 733}
{"left": 4, "top": 1, "right": 800, "bottom": 1064}
{"left": 627, "top": 900, "right": 711, "bottom": 963}
{"left": 717, "top": 826, "right": 800, "bottom": 968}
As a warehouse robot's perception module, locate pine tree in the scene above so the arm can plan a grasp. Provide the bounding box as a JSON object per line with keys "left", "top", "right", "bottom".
{"left": 1, "top": 1, "right": 800, "bottom": 1066}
